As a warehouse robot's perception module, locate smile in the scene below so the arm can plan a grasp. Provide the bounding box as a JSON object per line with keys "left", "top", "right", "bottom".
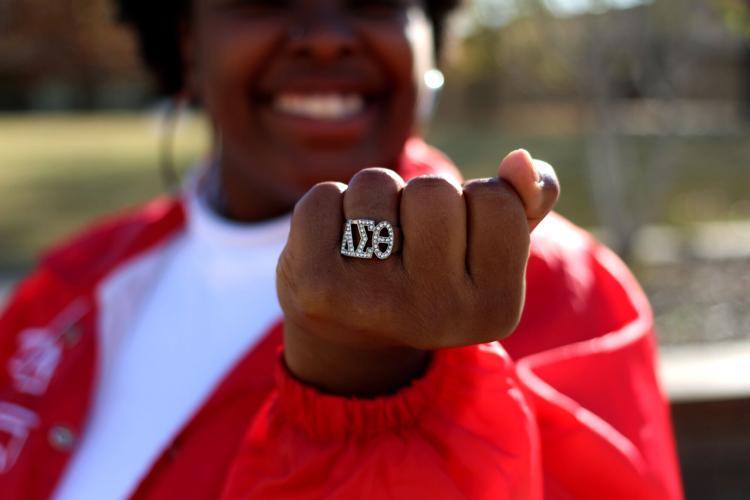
{"left": 273, "top": 93, "right": 366, "bottom": 121}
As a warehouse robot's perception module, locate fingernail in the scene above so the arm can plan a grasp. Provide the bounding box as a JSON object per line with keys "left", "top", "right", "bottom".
{"left": 518, "top": 150, "right": 541, "bottom": 184}
{"left": 532, "top": 160, "right": 560, "bottom": 203}
{"left": 533, "top": 164, "right": 544, "bottom": 187}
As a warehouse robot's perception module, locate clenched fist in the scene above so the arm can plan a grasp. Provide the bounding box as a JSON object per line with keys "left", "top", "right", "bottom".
{"left": 277, "top": 150, "right": 559, "bottom": 396}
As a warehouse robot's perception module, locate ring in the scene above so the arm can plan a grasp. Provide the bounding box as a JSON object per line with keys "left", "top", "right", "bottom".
{"left": 340, "top": 219, "right": 400, "bottom": 260}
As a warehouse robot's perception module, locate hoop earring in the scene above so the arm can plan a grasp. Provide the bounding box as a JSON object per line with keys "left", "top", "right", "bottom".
{"left": 289, "top": 25, "right": 307, "bottom": 40}
{"left": 208, "top": 131, "right": 229, "bottom": 215}
{"left": 158, "top": 92, "right": 189, "bottom": 192}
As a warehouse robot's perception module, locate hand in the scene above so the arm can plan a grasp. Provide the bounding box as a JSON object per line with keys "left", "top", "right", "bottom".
{"left": 277, "top": 150, "right": 559, "bottom": 396}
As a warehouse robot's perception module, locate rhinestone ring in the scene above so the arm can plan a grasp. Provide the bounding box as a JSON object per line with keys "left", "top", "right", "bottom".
{"left": 340, "top": 218, "right": 399, "bottom": 260}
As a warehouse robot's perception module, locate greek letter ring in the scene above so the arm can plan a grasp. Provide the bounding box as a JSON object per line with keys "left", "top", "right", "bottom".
{"left": 340, "top": 219, "right": 399, "bottom": 260}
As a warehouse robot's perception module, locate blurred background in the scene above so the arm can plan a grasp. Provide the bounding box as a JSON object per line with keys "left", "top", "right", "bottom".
{"left": 0, "top": 0, "right": 748, "bottom": 497}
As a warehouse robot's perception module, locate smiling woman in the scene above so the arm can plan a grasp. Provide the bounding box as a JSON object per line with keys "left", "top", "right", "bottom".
{"left": 0, "top": 1, "right": 683, "bottom": 499}
{"left": 177, "top": 0, "right": 450, "bottom": 220}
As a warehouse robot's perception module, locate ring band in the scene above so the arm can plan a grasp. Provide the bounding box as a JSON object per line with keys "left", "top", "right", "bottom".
{"left": 340, "top": 219, "right": 400, "bottom": 260}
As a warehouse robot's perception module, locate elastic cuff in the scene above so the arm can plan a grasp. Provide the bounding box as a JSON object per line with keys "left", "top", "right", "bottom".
{"left": 275, "top": 345, "right": 488, "bottom": 441}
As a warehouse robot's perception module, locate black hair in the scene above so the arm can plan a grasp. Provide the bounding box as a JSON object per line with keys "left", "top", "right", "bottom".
{"left": 116, "top": 0, "right": 461, "bottom": 95}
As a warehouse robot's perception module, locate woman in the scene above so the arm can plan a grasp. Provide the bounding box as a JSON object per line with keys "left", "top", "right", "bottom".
{"left": 0, "top": 0, "right": 682, "bottom": 498}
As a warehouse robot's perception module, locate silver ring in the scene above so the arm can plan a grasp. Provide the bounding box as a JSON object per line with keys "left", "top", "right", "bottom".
{"left": 340, "top": 219, "right": 399, "bottom": 260}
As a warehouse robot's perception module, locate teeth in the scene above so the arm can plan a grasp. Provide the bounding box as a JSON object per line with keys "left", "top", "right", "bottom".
{"left": 273, "top": 93, "right": 365, "bottom": 120}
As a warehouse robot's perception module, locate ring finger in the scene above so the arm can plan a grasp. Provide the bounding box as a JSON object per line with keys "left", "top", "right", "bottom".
{"left": 342, "top": 168, "right": 404, "bottom": 264}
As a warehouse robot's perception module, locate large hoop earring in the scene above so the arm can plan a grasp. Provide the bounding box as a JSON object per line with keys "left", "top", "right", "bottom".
{"left": 158, "top": 91, "right": 189, "bottom": 192}
{"left": 208, "top": 130, "right": 228, "bottom": 214}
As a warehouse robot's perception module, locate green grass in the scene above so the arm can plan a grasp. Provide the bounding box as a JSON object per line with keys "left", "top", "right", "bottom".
{"left": 0, "top": 113, "right": 208, "bottom": 274}
{"left": 1, "top": 112, "right": 749, "bottom": 274}
{"left": 426, "top": 125, "right": 750, "bottom": 229}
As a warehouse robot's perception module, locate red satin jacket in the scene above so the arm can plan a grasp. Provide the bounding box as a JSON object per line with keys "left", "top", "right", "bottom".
{"left": 0, "top": 139, "right": 682, "bottom": 499}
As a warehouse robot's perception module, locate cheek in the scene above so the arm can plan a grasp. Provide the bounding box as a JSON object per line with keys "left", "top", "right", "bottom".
{"left": 358, "top": 12, "right": 433, "bottom": 125}
{"left": 359, "top": 23, "right": 419, "bottom": 124}
{"left": 194, "top": 17, "right": 282, "bottom": 109}
{"left": 405, "top": 10, "right": 435, "bottom": 85}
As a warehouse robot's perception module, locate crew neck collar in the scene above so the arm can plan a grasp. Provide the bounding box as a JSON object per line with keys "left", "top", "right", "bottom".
{"left": 183, "top": 165, "right": 291, "bottom": 250}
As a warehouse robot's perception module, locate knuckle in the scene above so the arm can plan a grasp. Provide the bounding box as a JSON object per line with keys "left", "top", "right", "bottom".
{"left": 463, "top": 177, "right": 510, "bottom": 200}
{"left": 404, "top": 175, "right": 461, "bottom": 200}
{"left": 463, "top": 178, "right": 502, "bottom": 205}
{"left": 409, "top": 290, "right": 474, "bottom": 348}
{"left": 496, "top": 181, "right": 523, "bottom": 205}
{"left": 469, "top": 292, "right": 524, "bottom": 342}
{"left": 496, "top": 297, "right": 524, "bottom": 338}
{"left": 472, "top": 299, "right": 501, "bottom": 333}
{"left": 348, "top": 167, "right": 403, "bottom": 192}
{"left": 296, "top": 182, "right": 344, "bottom": 215}
{"left": 465, "top": 178, "right": 526, "bottom": 218}
{"left": 402, "top": 177, "right": 463, "bottom": 228}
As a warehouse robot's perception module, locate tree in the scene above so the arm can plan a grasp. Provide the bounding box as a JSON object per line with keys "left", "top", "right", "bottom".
{"left": 451, "top": 0, "right": 744, "bottom": 257}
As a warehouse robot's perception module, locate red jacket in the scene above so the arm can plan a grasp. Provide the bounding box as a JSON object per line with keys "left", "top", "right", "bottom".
{"left": 0, "top": 139, "right": 682, "bottom": 499}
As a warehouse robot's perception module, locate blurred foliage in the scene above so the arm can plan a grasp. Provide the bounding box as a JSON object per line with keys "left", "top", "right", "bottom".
{"left": 1, "top": 0, "right": 748, "bottom": 261}
{"left": 448, "top": 0, "right": 746, "bottom": 103}
{"left": 717, "top": 0, "right": 750, "bottom": 36}
{"left": 2, "top": 113, "right": 750, "bottom": 274}
{"left": 1, "top": 1, "right": 749, "bottom": 351}
{"left": 442, "top": 0, "right": 749, "bottom": 256}
{"left": 0, "top": 113, "right": 208, "bottom": 273}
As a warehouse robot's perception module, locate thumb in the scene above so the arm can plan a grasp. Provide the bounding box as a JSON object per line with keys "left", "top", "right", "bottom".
{"left": 497, "top": 149, "right": 560, "bottom": 232}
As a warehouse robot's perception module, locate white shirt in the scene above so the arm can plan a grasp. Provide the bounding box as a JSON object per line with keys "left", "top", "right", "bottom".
{"left": 54, "top": 170, "right": 290, "bottom": 500}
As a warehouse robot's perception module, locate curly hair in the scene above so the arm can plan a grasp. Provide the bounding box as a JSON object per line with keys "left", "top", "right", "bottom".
{"left": 116, "top": 1, "right": 461, "bottom": 95}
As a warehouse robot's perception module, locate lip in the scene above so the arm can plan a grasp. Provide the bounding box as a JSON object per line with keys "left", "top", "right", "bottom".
{"left": 273, "top": 93, "right": 365, "bottom": 120}
{"left": 256, "top": 71, "right": 387, "bottom": 96}
{"left": 257, "top": 97, "right": 379, "bottom": 144}
{"left": 255, "top": 84, "right": 385, "bottom": 109}
{"left": 254, "top": 76, "right": 385, "bottom": 143}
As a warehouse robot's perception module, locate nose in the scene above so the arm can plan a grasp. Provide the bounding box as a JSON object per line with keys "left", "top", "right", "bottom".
{"left": 288, "top": 10, "right": 357, "bottom": 60}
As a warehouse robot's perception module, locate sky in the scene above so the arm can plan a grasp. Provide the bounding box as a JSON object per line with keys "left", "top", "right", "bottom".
{"left": 464, "top": 0, "right": 650, "bottom": 30}
{"left": 544, "top": 0, "right": 648, "bottom": 16}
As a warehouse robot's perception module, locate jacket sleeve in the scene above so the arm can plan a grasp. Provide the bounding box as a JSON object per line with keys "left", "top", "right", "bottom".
{"left": 221, "top": 344, "right": 544, "bottom": 500}
{"left": 514, "top": 239, "right": 684, "bottom": 500}
{"left": 220, "top": 216, "right": 683, "bottom": 500}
